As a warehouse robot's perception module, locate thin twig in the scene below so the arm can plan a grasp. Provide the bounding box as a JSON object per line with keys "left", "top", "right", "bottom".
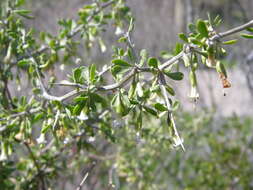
{"left": 159, "top": 51, "right": 184, "bottom": 70}
{"left": 52, "top": 110, "right": 60, "bottom": 130}
{"left": 125, "top": 24, "right": 138, "bottom": 64}
{"left": 42, "top": 88, "right": 87, "bottom": 102}
{"left": 75, "top": 161, "right": 97, "bottom": 190}
{"left": 158, "top": 73, "right": 185, "bottom": 151}
{"left": 0, "top": 107, "right": 42, "bottom": 122}
{"left": 210, "top": 19, "right": 253, "bottom": 41}
{"left": 69, "top": 0, "right": 115, "bottom": 38}
{"left": 52, "top": 82, "right": 87, "bottom": 89}
{"left": 24, "top": 141, "right": 46, "bottom": 190}
{"left": 97, "top": 68, "right": 137, "bottom": 91}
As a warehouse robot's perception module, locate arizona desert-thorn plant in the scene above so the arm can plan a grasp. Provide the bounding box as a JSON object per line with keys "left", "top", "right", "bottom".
{"left": 0, "top": 0, "right": 253, "bottom": 189}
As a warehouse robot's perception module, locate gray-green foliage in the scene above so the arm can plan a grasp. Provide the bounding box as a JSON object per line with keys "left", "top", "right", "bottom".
{"left": 0, "top": 0, "right": 253, "bottom": 189}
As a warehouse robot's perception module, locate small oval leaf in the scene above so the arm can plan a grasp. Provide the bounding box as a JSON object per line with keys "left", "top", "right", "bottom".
{"left": 197, "top": 19, "right": 209, "bottom": 37}
{"left": 112, "top": 59, "right": 132, "bottom": 67}
{"left": 165, "top": 85, "right": 175, "bottom": 96}
{"left": 154, "top": 103, "right": 167, "bottom": 112}
{"left": 143, "top": 106, "right": 158, "bottom": 117}
{"left": 178, "top": 33, "right": 189, "bottom": 43}
{"left": 246, "top": 27, "right": 253, "bottom": 33}
{"left": 148, "top": 57, "right": 158, "bottom": 68}
{"left": 164, "top": 72, "right": 184, "bottom": 81}
{"left": 241, "top": 33, "right": 253, "bottom": 39}
{"left": 222, "top": 39, "right": 238, "bottom": 45}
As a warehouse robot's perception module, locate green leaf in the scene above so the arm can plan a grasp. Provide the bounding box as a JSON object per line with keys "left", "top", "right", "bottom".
{"left": 178, "top": 33, "right": 189, "bottom": 43}
{"left": 240, "top": 33, "right": 253, "bottom": 39}
{"left": 128, "top": 80, "right": 137, "bottom": 99}
{"left": 196, "top": 51, "right": 208, "bottom": 58}
{"left": 41, "top": 124, "right": 51, "bottom": 134}
{"left": 118, "top": 36, "right": 127, "bottom": 43}
{"left": 33, "top": 113, "right": 44, "bottom": 123}
{"left": 148, "top": 57, "right": 158, "bottom": 68}
{"left": 13, "top": 9, "right": 31, "bottom": 14}
{"left": 143, "top": 106, "right": 158, "bottom": 117}
{"left": 139, "top": 49, "right": 148, "bottom": 66}
{"left": 165, "top": 85, "right": 175, "bottom": 96}
{"left": 129, "top": 99, "right": 139, "bottom": 105}
{"left": 18, "top": 59, "right": 30, "bottom": 67}
{"left": 164, "top": 71, "right": 184, "bottom": 81}
{"left": 15, "top": 0, "right": 26, "bottom": 7}
{"left": 188, "top": 23, "right": 196, "bottom": 33}
{"left": 197, "top": 19, "right": 209, "bottom": 37}
{"left": 73, "top": 103, "right": 85, "bottom": 115}
{"left": 173, "top": 43, "right": 183, "bottom": 55}
{"left": 89, "top": 64, "right": 96, "bottom": 83}
{"left": 127, "top": 48, "right": 134, "bottom": 62}
{"left": 114, "top": 93, "right": 129, "bottom": 116}
{"left": 39, "top": 60, "right": 51, "bottom": 69}
{"left": 154, "top": 103, "right": 167, "bottom": 112}
{"left": 150, "top": 84, "right": 160, "bottom": 93}
{"left": 112, "top": 59, "right": 132, "bottom": 67}
{"left": 189, "top": 37, "right": 203, "bottom": 46}
{"left": 222, "top": 39, "right": 238, "bottom": 45}
{"left": 246, "top": 27, "right": 253, "bottom": 33}
{"left": 172, "top": 101, "right": 180, "bottom": 111}
{"left": 13, "top": 10, "right": 34, "bottom": 19}
{"left": 74, "top": 96, "right": 88, "bottom": 103}
{"left": 73, "top": 67, "right": 83, "bottom": 83}
{"left": 111, "top": 94, "right": 118, "bottom": 106}
{"left": 90, "top": 93, "right": 107, "bottom": 107}
{"left": 111, "top": 65, "right": 123, "bottom": 77}
{"left": 213, "top": 15, "right": 222, "bottom": 26}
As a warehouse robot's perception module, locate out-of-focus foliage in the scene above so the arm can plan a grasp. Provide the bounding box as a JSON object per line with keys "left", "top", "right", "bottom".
{"left": 113, "top": 112, "right": 253, "bottom": 190}
{"left": 1, "top": 111, "right": 252, "bottom": 190}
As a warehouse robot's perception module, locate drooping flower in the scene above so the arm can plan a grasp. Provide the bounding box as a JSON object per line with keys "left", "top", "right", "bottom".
{"left": 189, "top": 85, "right": 200, "bottom": 102}
{"left": 173, "top": 136, "right": 185, "bottom": 150}
{"left": 219, "top": 73, "right": 231, "bottom": 88}
{"left": 36, "top": 133, "right": 46, "bottom": 144}
{"left": 188, "top": 70, "right": 199, "bottom": 102}
{"left": 0, "top": 142, "right": 7, "bottom": 161}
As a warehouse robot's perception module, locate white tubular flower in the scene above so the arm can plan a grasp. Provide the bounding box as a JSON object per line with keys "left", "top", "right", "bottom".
{"left": 173, "top": 136, "right": 184, "bottom": 149}
{"left": 189, "top": 85, "right": 199, "bottom": 102}
{"left": 0, "top": 142, "right": 7, "bottom": 161}
{"left": 0, "top": 152, "right": 7, "bottom": 161}
{"left": 115, "top": 27, "right": 124, "bottom": 35}
{"left": 36, "top": 133, "right": 46, "bottom": 144}
{"left": 77, "top": 111, "right": 88, "bottom": 121}
{"left": 188, "top": 70, "right": 199, "bottom": 102}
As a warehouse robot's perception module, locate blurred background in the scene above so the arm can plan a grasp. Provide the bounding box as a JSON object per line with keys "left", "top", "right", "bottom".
{"left": 6, "top": 0, "right": 253, "bottom": 189}
{"left": 24, "top": 0, "right": 253, "bottom": 116}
